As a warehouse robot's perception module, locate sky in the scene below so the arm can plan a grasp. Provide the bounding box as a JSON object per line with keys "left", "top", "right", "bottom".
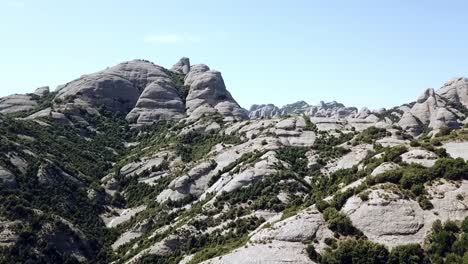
{"left": 1, "top": 0, "right": 468, "bottom": 110}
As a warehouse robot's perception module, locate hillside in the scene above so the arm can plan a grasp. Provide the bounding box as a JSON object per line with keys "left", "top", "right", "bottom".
{"left": 0, "top": 58, "right": 467, "bottom": 264}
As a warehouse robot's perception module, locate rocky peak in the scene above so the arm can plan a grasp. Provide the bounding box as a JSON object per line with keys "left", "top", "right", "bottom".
{"left": 355, "top": 107, "right": 372, "bottom": 119}
{"left": 416, "top": 88, "right": 437, "bottom": 104}
{"left": 170, "top": 57, "right": 190, "bottom": 74}
{"left": 281, "top": 101, "right": 310, "bottom": 115}
{"left": 16, "top": 59, "right": 246, "bottom": 124}
{"left": 248, "top": 104, "right": 281, "bottom": 119}
{"left": 437, "top": 77, "right": 468, "bottom": 108}
{"left": 33, "top": 86, "right": 50, "bottom": 97}
{"left": 184, "top": 64, "right": 247, "bottom": 121}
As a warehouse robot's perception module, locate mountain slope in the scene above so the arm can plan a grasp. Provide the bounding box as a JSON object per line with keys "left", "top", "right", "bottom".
{"left": 0, "top": 58, "right": 467, "bottom": 264}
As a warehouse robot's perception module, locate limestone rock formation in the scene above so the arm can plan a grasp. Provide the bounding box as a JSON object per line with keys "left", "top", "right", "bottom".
{"left": 56, "top": 60, "right": 168, "bottom": 113}
{"left": 437, "top": 77, "right": 468, "bottom": 108}
{"left": 248, "top": 104, "right": 281, "bottom": 119}
{"left": 125, "top": 77, "right": 186, "bottom": 124}
{"left": 34, "top": 86, "right": 50, "bottom": 97}
{"left": 248, "top": 100, "right": 358, "bottom": 120}
{"left": 342, "top": 188, "right": 426, "bottom": 248}
{"left": 0, "top": 93, "right": 37, "bottom": 114}
{"left": 0, "top": 166, "right": 16, "bottom": 187}
{"left": 409, "top": 88, "right": 461, "bottom": 130}
{"left": 170, "top": 57, "right": 191, "bottom": 74}
{"left": 184, "top": 64, "right": 247, "bottom": 121}
{"left": 308, "top": 101, "right": 358, "bottom": 118}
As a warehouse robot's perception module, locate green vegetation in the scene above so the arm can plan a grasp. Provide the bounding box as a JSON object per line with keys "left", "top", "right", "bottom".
{"left": 276, "top": 147, "right": 310, "bottom": 177}
{"left": 312, "top": 131, "right": 353, "bottom": 162}
{"left": 316, "top": 217, "right": 468, "bottom": 264}
{"left": 176, "top": 131, "right": 242, "bottom": 162}
{"left": 1, "top": 96, "right": 468, "bottom": 264}
{"left": 320, "top": 239, "right": 389, "bottom": 264}
{"left": 0, "top": 111, "right": 135, "bottom": 263}
{"left": 303, "top": 114, "right": 318, "bottom": 132}
{"left": 426, "top": 218, "right": 468, "bottom": 263}
{"left": 388, "top": 244, "right": 428, "bottom": 264}
{"left": 354, "top": 126, "right": 389, "bottom": 144}
{"left": 168, "top": 71, "right": 190, "bottom": 104}
{"left": 322, "top": 207, "right": 362, "bottom": 237}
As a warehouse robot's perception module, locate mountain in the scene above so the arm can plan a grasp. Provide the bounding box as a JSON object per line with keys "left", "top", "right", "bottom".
{"left": 0, "top": 58, "right": 467, "bottom": 264}
{"left": 249, "top": 80, "right": 468, "bottom": 137}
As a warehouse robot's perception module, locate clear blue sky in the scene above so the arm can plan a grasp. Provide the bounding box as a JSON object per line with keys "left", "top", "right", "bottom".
{"left": 1, "top": 0, "right": 468, "bottom": 110}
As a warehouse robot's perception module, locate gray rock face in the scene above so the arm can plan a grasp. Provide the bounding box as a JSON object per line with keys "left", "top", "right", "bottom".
{"left": 308, "top": 101, "right": 358, "bottom": 118}
{"left": 51, "top": 59, "right": 248, "bottom": 124}
{"left": 355, "top": 107, "right": 372, "bottom": 119}
{"left": 252, "top": 207, "right": 332, "bottom": 244}
{"left": 56, "top": 60, "right": 169, "bottom": 113}
{"left": 23, "top": 107, "right": 71, "bottom": 124}
{"left": 0, "top": 94, "right": 37, "bottom": 114}
{"left": 37, "top": 162, "right": 83, "bottom": 186}
{"left": 184, "top": 64, "right": 247, "bottom": 121}
{"left": 126, "top": 77, "right": 185, "bottom": 124}
{"left": 342, "top": 188, "right": 426, "bottom": 248}
{"left": 401, "top": 149, "right": 438, "bottom": 167}
{"left": 0, "top": 166, "right": 16, "bottom": 187}
{"left": 200, "top": 240, "right": 314, "bottom": 264}
{"left": 170, "top": 57, "right": 190, "bottom": 74}
{"left": 0, "top": 218, "right": 19, "bottom": 247}
{"left": 281, "top": 101, "right": 310, "bottom": 115}
{"left": 437, "top": 77, "right": 468, "bottom": 108}
{"left": 248, "top": 101, "right": 358, "bottom": 120}
{"left": 442, "top": 141, "right": 468, "bottom": 160}
{"left": 371, "top": 162, "right": 401, "bottom": 176}
{"left": 409, "top": 88, "right": 461, "bottom": 130}
{"left": 34, "top": 86, "right": 50, "bottom": 97}
{"left": 249, "top": 104, "right": 281, "bottom": 119}
{"left": 397, "top": 111, "right": 422, "bottom": 135}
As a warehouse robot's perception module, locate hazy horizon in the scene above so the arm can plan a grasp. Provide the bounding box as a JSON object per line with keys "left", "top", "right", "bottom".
{"left": 1, "top": 0, "right": 467, "bottom": 110}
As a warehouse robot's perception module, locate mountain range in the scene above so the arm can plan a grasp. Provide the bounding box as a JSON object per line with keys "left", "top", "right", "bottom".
{"left": 0, "top": 58, "right": 467, "bottom": 264}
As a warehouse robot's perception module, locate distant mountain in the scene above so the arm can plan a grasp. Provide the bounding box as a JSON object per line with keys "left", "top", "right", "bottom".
{"left": 249, "top": 78, "right": 468, "bottom": 136}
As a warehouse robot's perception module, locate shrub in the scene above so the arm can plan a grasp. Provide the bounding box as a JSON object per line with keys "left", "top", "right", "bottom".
{"left": 388, "top": 244, "right": 428, "bottom": 264}
{"left": 316, "top": 200, "right": 331, "bottom": 213}
{"left": 358, "top": 192, "right": 369, "bottom": 201}
{"left": 399, "top": 165, "right": 430, "bottom": 189}
{"left": 321, "top": 239, "right": 389, "bottom": 264}
{"left": 303, "top": 114, "right": 318, "bottom": 132}
{"left": 426, "top": 220, "right": 458, "bottom": 258}
{"left": 432, "top": 158, "right": 468, "bottom": 180}
{"left": 354, "top": 127, "right": 388, "bottom": 144}
{"left": 324, "top": 237, "right": 338, "bottom": 248}
{"left": 383, "top": 146, "right": 407, "bottom": 163}
{"left": 435, "top": 127, "right": 452, "bottom": 137}
{"left": 417, "top": 197, "right": 433, "bottom": 210}
{"left": 322, "top": 207, "right": 361, "bottom": 236}
{"left": 306, "top": 244, "right": 320, "bottom": 262}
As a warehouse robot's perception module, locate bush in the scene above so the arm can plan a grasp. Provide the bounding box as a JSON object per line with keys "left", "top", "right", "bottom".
{"left": 432, "top": 158, "right": 468, "bottom": 181}
{"left": 388, "top": 244, "right": 428, "bottom": 264}
{"left": 316, "top": 200, "right": 331, "bottom": 212}
{"left": 435, "top": 127, "right": 452, "bottom": 137}
{"left": 418, "top": 196, "right": 433, "bottom": 210}
{"left": 303, "top": 114, "right": 318, "bottom": 132}
{"left": 426, "top": 220, "right": 459, "bottom": 259}
{"left": 322, "top": 207, "right": 361, "bottom": 236}
{"left": 399, "top": 165, "right": 430, "bottom": 189}
{"left": 321, "top": 239, "right": 389, "bottom": 264}
{"left": 354, "top": 127, "right": 388, "bottom": 144}
{"left": 383, "top": 146, "right": 407, "bottom": 163}
{"left": 306, "top": 244, "right": 320, "bottom": 262}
